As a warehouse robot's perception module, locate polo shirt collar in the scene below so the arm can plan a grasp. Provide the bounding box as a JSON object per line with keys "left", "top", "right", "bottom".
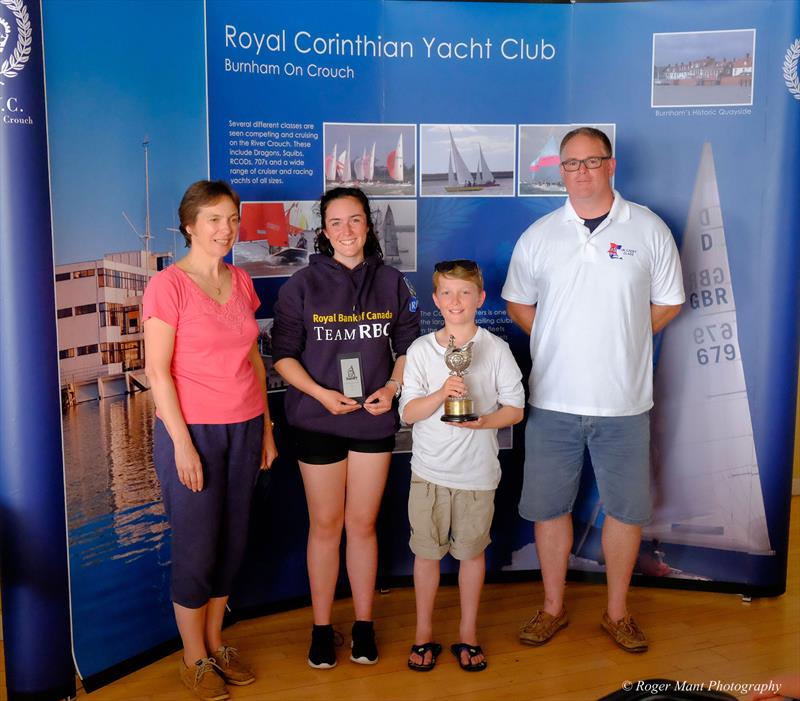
{"left": 561, "top": 190, "right": 631, "bottom": 225}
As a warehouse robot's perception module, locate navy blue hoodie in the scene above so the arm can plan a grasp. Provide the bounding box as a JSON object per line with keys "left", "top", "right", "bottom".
{"left": 272, "top": 253, "right": 420, "bottom": 439}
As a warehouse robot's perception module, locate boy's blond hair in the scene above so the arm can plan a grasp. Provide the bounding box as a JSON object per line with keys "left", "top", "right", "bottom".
{"left": 432, "top": 260, "right": 484, "bottom": 294}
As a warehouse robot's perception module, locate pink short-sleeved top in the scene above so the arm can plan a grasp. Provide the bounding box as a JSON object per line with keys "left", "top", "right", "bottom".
{"left": 143, "top": 264, "right": 265, "bottom": 424}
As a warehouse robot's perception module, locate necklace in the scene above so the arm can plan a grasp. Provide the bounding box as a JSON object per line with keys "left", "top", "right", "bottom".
{"left": 181, "top": 264, "right": 226, "bottom": 297}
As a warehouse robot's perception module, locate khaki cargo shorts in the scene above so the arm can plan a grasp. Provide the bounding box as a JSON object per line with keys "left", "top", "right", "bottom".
{"left": 408, "top": 475, "right": 495, "bottom": 561}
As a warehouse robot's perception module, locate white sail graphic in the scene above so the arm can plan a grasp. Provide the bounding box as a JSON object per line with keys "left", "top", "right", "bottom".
{"left": 368, "top": 142, "right": 375, "bottom": 181}
{"left": 326, "top": 143, "right": 338, "bottom": 181}
{"left": 336, "top": 148, "right": 348, "bottom": 181}
{"left": 447, "top": 152, "right": 456, "bottom": 187}
{"left": 529, "top": 135, "right": 562, "bottom": 183}
{"left": 387, "top": 133, "right": 404, "bottom": 182}
{"left": 476, "top": 144, "right": 495, "bottom": 185}
{"left": 448, "top": 129, "right": 474, "bottom": 187}
{"left": 354, "top": 142, "right": 376, "bottom": 182}
{"left": 287, "top": 202, "right": 308, "bottom": 231}
{"left": 340, "top": 136, "right": 352, "bottom": 182}
{"left": 354, "top": 146, "right": 367, "bottom": 181}
{"left": 645, "top": 142, "right": 771, "bottom": 554}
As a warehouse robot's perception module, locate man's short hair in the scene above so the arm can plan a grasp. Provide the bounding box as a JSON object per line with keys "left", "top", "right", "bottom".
{"left": 560, "top": 127, "right": 613, "bottom": 158}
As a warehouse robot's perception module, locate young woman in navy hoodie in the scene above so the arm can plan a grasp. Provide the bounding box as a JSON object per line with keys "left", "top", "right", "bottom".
{"left": 272, "top": 187, "right": 420, "bottom": 669}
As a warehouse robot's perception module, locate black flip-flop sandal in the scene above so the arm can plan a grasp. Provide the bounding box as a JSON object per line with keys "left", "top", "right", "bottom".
{"left": 407, "top": 642, "right": 442, "bottom": 671}
{"left": 450, "top": 643, "right": 487, "bottom": 672}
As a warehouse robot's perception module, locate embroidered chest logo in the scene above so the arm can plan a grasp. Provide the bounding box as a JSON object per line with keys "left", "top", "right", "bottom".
{"left": 607, "top": 242, "right": 637, "bottom": 260}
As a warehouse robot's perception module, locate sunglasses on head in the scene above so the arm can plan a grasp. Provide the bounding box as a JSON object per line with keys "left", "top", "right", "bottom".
{"left": 434, "top": 259, "right": 478, "bottom": 273}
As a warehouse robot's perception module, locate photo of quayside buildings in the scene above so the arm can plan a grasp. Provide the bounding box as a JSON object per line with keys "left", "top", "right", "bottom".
{"left": 655, "top": 52, "right": 753, "bottom": 87}
{"left": 56, "top": 250, "right": 172, "bottom": 408}
{"left": 653, "top": 44, "right": 754, "bottom": 107}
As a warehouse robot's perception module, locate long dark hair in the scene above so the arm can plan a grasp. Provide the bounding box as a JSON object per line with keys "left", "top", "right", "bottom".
{"left": 314, "top": 187, "right": 383, "bottom": 260}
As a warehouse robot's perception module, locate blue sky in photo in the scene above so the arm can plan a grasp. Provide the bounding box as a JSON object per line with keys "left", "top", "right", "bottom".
{"left": 43, "top": 0, "right": 207, "bottom": 264}
{"left": 654, "top": 30, "right": 755, "bottom": 67}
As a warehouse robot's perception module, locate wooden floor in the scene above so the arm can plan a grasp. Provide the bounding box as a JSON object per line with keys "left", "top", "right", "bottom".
{"left": 3, "top": 497, "right": 799, "bottom": 701}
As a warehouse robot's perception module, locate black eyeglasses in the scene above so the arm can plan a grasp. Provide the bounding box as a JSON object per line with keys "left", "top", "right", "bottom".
{"left": 560, "top": 156, "right": 612, "bottom": 172}
{"left": 434, "top": 259, "right": 478, "bottom": 272}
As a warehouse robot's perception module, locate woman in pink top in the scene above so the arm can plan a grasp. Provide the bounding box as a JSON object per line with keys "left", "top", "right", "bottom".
{"left": 144, "top": 180, "right": 277, "bottom": 699}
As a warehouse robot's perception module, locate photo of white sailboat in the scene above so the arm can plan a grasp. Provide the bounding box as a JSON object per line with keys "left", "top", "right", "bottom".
{"left": 645, "top": 142, "right": 771, "bottom": 556}
{"left": 475, "top": 144, "right": 499, "bottom": 187}
{"left": 445, "top": 128, "right": 482, "bottom": 192}
{"left": 323, "top": 123, "right": 416, "bottom": 196}
{"left": 420, "top": 124, "right": 515, "bottom": 198}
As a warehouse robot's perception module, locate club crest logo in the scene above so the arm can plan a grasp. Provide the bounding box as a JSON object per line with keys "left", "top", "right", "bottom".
{"left": 607, "top": 242, "right": 636, "bottom": 260}
{"left": 0, "top": 0, "right": 30, "bottom": 85}
{"left": 784, "top": 38, "right": 800, "bottom": 101}
{"left": 403, "top": 276, "right": 418, "bottom": 312}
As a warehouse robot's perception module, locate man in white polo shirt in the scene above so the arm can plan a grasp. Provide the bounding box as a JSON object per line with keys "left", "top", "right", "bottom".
{"left": 502, "top": 127, "right": 684, "bottom": 653}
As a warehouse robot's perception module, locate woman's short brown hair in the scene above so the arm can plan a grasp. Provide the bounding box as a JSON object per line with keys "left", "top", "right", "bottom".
{"left": 178, "top": 180, "right": 241, "bottom": 247}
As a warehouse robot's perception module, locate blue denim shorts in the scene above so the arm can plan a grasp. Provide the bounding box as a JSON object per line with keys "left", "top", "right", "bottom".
{"left": 518, "top": 407, "right": 651, "bottom": 525}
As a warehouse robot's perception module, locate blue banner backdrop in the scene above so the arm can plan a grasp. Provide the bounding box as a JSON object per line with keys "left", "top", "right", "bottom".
{"left": 26, "top": 0, "right": 800, "bottom": 690}
{"left": 0, "top": 0, "right": 75, "bottom": 698}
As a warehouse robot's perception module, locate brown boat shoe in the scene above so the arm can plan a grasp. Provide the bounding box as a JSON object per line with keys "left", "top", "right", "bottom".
{"left": 519, "top": 607, "right": 569, "bottom": 645}
{"left": 178, "top": 657, "right": 229, "bottom": 701}
{"left": 214, "top": 645, "right": 255, "bottom": 686}
{"left": 601, "top": 611, "right": 648, "bottom": 652}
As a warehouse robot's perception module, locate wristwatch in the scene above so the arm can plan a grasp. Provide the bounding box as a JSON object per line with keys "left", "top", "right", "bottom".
{"left": 385, "top": 378, "right": 402, "bottom": 398}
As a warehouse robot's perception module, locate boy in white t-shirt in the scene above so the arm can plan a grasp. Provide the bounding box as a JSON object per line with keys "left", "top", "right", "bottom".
{"left": 399, "top": 260, "right": 525, "bottom": 672}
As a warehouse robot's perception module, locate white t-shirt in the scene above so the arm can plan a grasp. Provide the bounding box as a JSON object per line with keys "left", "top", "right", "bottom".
{"left": 399, "top": 327, "right": 525, "bottom": 490}
{"left": 502, "top": 191, "right": 684, "bottom": 416}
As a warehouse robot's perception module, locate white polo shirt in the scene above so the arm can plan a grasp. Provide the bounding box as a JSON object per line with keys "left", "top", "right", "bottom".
{"left": 502, "top": 191, "right": 684, "bottom": 416}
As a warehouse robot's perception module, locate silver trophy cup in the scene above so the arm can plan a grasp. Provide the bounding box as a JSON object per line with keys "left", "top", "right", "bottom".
{"left": 441, "top": 335, "right": 479, "bottom": 423}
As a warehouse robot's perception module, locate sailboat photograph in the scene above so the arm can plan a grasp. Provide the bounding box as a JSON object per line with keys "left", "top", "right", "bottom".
{"left": 420, "top": 123, "right": 515, "bottom": 197}
{"left": 369, "top": 199, "right": 417, "bottom": 272}
{"left": 234, "top": 199, "right": 319, "bottom": 278}
{"left": 518, "top": 123, "right": 616, "bottom": 196}
{"left": 323, "top": 122, "right": 416, "bottom": 196}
